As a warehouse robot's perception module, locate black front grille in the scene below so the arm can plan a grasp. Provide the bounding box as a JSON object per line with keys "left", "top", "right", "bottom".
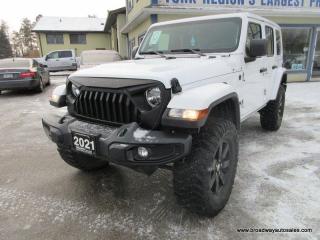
{"left": 74, "top": 89, "right": 140, "bottom": 124}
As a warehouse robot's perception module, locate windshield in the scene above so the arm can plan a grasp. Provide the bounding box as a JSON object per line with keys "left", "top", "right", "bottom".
{"left": 139, "top": 17, "right": 242, "bottom": 55}
{"left": 0, "top": 59, "right": 31, "bottom": 68}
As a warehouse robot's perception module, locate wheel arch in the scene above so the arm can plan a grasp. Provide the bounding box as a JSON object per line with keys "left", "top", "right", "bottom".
{"left": 206, "top": 93, "right": 241, "bottom": 130}
{"left": 271, "top": 68, "right": 287, "bottom": 100}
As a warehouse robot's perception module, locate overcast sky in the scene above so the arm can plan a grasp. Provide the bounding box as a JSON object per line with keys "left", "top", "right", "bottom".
{"left": 0, "top": 0, "right": 125, "bottom": 32}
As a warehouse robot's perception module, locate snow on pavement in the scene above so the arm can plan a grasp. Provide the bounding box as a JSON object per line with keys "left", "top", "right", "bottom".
{"left": 0, "top": 80, "right": 319, "bottom": 240}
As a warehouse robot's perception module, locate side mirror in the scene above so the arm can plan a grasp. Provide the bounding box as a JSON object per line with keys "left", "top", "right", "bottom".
{"left": 40, "top": 63, "right": 48, "bottom": 68}
{"left": 246, "top": 39, "right": 267, "bottom": 58}
{"left": 131, "top": 46, "right": 139, "bottom": 59}
{"left": 49, "top": 85, "right": 67, "bottom": 108}
{"left": 45, "top": 56, "right": 49, "bottom": 61}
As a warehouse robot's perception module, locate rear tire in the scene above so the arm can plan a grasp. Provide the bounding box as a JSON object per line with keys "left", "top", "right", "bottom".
{"left": 260, "top": 85, "right": 285, "bottom": 131}
{"left": 173, "top": 118, "right": 239, "bottom": 217}
{"left": 36, "top": 78, "right": 44, "bottom": 93}
{"left": 58, "top": 147, "right": 109, "bottom": 171}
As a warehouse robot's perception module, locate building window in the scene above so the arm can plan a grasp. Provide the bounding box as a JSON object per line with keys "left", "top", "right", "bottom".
{"left": 282, "top": 28, "right": 312, "bottom": 71}
{"left": 70, "top": 33, "right": 87, "bottom": 44}
{"left": 138, "top": 33, "right": 145, "bottom": 46}
{"left": 276, "top": 30, "right": 282, "bottom": 55}
{"left": 46, "top": 33, "right": 64, "bottom": 44}
{"left": 265, "top": 26, "right": 274, "bottom": 56}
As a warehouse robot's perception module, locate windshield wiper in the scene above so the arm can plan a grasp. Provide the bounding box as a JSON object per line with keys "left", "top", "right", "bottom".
{"left": 170, "top": 48, "right": 207, "bottom": 57}
{"left": 139, "top": 51, "right": 167, "bottom": 58}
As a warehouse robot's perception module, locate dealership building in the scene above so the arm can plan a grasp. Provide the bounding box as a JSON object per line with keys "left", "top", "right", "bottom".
{"left": 33, "top": 0, "right": 320, "bottom": 81}
{"left": 116, "top": 0, "right": 320, "bottom": 81}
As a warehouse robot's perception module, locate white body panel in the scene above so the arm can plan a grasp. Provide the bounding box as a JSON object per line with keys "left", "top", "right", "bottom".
{"left": 69, "top": 13, "right": 285, "bottom": 124}
{"left": 167, "top": 82, "right": 236, "bottom": 110}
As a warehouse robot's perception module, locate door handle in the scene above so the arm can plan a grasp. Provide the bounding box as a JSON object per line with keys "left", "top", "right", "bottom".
{"left": 272, "top": 65, "right": 278, "bottom": 70}
{"left": 260, "top": 68, "right": 268, "bottom": 73}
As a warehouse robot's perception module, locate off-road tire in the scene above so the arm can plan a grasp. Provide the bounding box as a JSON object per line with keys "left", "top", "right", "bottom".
{"left": 260, "top": 85, "right": 285, "bottom": 131}
{"left": 173, "top": 118, "right": 239, "bottom": 217}
{"left": 58, "top": 146, "right": 109, "bottom": 171}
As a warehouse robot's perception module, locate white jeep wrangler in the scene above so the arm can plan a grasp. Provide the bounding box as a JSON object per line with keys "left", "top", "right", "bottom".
{"left": 43, "top": 13, "right": 286, "bottom": 217}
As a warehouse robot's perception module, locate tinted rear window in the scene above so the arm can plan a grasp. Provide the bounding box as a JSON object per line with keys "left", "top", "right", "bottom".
{"left": 0, "top": 59, "right": 31, "bottom": 68}
{"left": 59, "top": 51, "right": 72, "bottom": 58}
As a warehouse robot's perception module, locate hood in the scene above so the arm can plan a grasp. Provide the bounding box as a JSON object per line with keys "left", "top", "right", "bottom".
{"left": 69, "top": 56, "right": 241, "bottom": 88}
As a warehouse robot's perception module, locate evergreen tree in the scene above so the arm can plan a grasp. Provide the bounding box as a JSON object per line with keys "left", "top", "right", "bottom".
{"left": 0, "top": 21, "right": 13, "bottom": 59}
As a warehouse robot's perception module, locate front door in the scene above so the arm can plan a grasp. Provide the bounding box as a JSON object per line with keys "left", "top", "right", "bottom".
{"left": 312, "top": 29, "right": 320, "bottom": 79}
{"left": 241, "top": 21, "right": 266, "bottom": 119}
{"left": 58, "top": 51, "right": 74, "bottom": 70}
{"left": 46, "top": 51, "right": 60, "bottom": 71}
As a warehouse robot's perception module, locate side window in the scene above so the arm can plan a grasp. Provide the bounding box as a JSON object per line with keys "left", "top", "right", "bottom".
{"left": 47, "top": 52, "right": 59, "bottom": 60}
{"left": 276, "top": 30, "right": 282, "bottom": 55}
{"left": 265, "top": 26, "right": 274, "bottom": 57}
{"left": 32, "top": 60, "right": 39, "bottom": 68}
{"left": 246, "top": 22, "right": 262, "bottom": 55}
{"left": 59, "top": 51, "right": 72, "bottom": 58}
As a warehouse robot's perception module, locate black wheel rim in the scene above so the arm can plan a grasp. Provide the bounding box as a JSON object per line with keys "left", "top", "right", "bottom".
{"left": 209, "top": 140, "right": 230, "bottom": 194}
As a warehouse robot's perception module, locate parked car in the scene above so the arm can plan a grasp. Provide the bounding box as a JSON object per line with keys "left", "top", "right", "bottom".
{"left": 80, "top": 50, "right": 121, "bottom": 69}
{"left": 0, "top": 58, "right": 50, "bottom": 94}
{"left": 43, "top": 13, "right": 287, "bottom": 217}
{"left": 38, "top": 49, "right": 78, "bottom": 72}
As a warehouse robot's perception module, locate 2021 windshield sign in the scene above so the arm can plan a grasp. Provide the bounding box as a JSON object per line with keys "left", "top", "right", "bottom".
{"left": 161, "top": 0, "right": 320, "bottom": 8}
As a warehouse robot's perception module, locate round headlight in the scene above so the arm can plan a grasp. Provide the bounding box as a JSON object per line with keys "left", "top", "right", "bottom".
{"left": 145, "top": 87, "right": 161, "bottom": 107}
{"left": 71, "top": 84, "right": 80, "bottom": 97}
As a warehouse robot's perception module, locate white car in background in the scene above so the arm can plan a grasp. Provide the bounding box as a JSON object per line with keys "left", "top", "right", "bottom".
{"left": 80, "top": 50, "right": 121, "bottom": 69}
{"left": 37, "top": 49, "right": 78, "bottom": 72}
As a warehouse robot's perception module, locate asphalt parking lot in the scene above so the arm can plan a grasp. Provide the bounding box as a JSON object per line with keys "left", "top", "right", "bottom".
{"left": 0, "top": 77, "right": 319, "bottom": 240}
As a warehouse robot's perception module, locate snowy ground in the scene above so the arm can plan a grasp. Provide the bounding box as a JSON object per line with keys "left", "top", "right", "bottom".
{"left": 0, "top": 80, "right": 319, "bottom": 240}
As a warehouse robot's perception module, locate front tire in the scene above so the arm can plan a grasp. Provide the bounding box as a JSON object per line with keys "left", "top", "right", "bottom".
{"left": 260, "top": 85, "right": 286, "bottom": 131}
{"left": 173, "top": 118, "right": 239, "bottom": 217}
{"left": 58, "top": 147, "right": 109, "bottom": 171}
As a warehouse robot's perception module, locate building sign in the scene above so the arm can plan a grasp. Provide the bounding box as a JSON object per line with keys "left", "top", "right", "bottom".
{"left": 159, "top": 0, "right": 320, "bottom": 9}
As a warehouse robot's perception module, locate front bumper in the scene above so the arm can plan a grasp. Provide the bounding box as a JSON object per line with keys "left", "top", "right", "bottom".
{"left": 0, "top": 79, "right": 40, "bottom": 90}
{"left": 42, "top": 114, "right": 192, "bottom": 167}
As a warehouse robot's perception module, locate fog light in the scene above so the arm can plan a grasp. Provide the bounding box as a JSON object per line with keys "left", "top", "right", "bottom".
{"left": 138, "top": 147, "right": 149, "bottom": 158}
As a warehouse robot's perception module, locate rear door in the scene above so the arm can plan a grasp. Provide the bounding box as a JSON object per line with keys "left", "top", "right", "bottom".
{"left": 264, "top": 25, "right": 277, "bottom": 102}
{"left": 58, "top": 50, "right": 75, "bottom": 70}
{"left": 46, "top": 51, "right": 60, "bottom": 71}
{"left": 241, "top": 21, "right": 267, "bottom": 118}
